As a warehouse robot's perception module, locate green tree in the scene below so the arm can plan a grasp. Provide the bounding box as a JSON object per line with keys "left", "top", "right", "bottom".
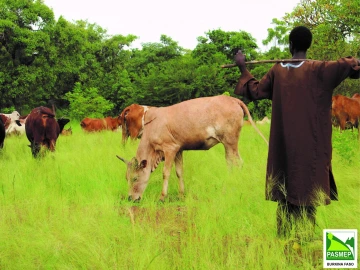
{"left": 0, "top": 0, "right": 55, "bottom": 112}
{"left": 64, "top": 82, "right": 114, "bottom": 120}
{"left": 284, "top": 0, "right": 360, "bottom": 96}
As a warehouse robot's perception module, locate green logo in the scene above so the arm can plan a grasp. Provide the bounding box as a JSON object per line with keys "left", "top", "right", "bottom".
{"left": 323, "top": 229, "right": 357, "bottom": 268}
{"left": 326, "top": 232, "right": 354, "bottom": 260}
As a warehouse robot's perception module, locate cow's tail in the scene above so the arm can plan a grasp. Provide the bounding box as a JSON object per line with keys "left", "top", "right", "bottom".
{"left": 237, "top": 99, "right": 269, "bottom": 146}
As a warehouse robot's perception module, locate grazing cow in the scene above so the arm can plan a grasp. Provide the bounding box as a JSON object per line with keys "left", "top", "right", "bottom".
{"left": 331, "top": 94, "right": 360, "bottom": 131}
{"left": 80, "top": 116, "right": 121, "bottom": 132}
{"left": 117, "top": 95, "right": 269, "bottom": 201}
{"left": 0, "top": 114, "right": 6, "bottom": 149}
{"left": 25, "top": 107, "right": 70, "bottom": 157}
{"left": 119, "top": 104, "right": 153, "bottom": 144}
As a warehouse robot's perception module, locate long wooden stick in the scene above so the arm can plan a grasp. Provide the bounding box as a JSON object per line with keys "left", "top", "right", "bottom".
{"left": 221, "top": 59, "right": 311, "bottom": 68}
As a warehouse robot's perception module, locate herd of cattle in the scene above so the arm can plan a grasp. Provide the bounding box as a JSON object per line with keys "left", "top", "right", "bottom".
{"left": 0, "top": 93, "right": 359, "bottom": 154}
{"left": 0, "top": 93, "right": 359, "bottom": 200}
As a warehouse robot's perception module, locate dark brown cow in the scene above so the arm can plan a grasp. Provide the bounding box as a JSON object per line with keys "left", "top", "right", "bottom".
{"left": 119, "top": 104, "right": 153, "bottom": 144}
{"left": 331, "top": 94, "right": 360, "bottom": 131}
{"left": 117, "top": 95, "right": 269, "bottom": 201}
{"left": 80, "top": 116, "right": 121, "bottom": 132}
{"left": 0, "top": 114, "right": 6, "bottom": 148}
{"left": 25, "top": 107, "right": 70, "bottom": 157}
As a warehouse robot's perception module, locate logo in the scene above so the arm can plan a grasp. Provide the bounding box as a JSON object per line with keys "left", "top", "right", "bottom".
{"left": 323, "top": 229, "right": 357, "bottom": 268}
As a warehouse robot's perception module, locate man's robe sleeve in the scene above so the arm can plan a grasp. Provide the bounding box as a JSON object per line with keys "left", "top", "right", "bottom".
{"left": 235, "top": 68, "right": 273, "bottom": 101}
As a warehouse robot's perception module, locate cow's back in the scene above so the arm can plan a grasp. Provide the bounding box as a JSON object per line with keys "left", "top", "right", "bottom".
{"left": 25, "top": 107, "right": 57, "bottom": 141}
{"left": 81, "top": 117, "right": 107, "bottom": 132}
{"left": 142, "top": 96, "right": 244, "bottom": 149}
{"left": 105, "top": 116, "right": 121, "bottom": 131}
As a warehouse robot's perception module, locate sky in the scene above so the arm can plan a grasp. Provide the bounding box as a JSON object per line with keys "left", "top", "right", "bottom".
{"left": 43, "top": 0, "right": 301, "bottom": 51}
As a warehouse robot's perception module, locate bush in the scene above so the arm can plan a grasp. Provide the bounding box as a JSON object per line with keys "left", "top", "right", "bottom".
{"left": 65, "top": 82, "right": 114, "bottom": 120}
{"left": 332, "top": 128, "right": 359, "bottom": 164}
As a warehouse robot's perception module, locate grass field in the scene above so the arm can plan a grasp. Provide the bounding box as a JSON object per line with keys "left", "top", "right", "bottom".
{"left": 0, "top": 123, "right": 359, "bottom": 269}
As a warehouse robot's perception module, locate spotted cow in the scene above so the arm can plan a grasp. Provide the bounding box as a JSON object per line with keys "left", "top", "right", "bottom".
{"left": 119, "top": 104, "right": 153, "bottom": 144}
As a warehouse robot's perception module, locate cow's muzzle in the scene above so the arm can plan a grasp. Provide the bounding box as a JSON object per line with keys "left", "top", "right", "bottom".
{"left": 128, "top": 196, "right": 141, "bottom": 203}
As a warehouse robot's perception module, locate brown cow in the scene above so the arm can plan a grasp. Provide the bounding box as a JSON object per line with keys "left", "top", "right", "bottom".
{"left": 0, "top": 114, "right": 6, "bottom": 148}
{"left": 119, "top": 104, "right": 153, "bottom": 144}
{"left": 25, "top": 107, "right": 70, "bottom": 157}
{"left": 331, "top": 94, "right": 360, "bottom": 131}
{"left": 80, "top": 116, "right": 121, "bottom": 132}
{"left": 117, "top": 95, "right": 268, "bottom": 201}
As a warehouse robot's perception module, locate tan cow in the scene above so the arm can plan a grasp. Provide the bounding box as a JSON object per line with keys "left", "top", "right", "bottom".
{"left": 119, "top": 104, "right": 153, "bottom": 144}
{"left": 117, "top": 95, "right": 268, "bottom": 201}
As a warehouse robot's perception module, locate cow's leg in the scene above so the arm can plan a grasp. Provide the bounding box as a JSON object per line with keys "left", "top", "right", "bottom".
{"left": 223, "top": 139, "right": 242, "bottom": 167}
{"left": 49, "top": 140, "right": 56, "bottom": 152}
{"left": 339, "top": 112, "right": 348, "bottom": 132}
{"left": 160, "top": 152, "right": 176, "bottom": 201}
{"left": 31, "top": 142, "right": 41, "bottom": 158}
{"left": 174, "top": 151, "right": 185, "bottom": 196}
{"left": 225, "top": 145, "right": 242, "bottom": 166}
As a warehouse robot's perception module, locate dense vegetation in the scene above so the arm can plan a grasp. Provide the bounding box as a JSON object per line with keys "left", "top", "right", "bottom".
{"left": 1, "top": 0, "right": 359, "bottom": 120}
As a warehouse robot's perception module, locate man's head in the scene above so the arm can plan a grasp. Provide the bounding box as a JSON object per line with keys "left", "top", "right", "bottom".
{"left": 289, "top": 26, "right": 312, "bottom": 53}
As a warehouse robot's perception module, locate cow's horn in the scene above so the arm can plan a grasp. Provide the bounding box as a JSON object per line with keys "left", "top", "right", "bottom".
{"left": 116, "top": 155, "right": 128, "bottom": 164}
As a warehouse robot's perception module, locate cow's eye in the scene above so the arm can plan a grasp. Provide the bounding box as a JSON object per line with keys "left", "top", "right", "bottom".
{"left": 132, "top": 177, "right": 138, "bottom": 183}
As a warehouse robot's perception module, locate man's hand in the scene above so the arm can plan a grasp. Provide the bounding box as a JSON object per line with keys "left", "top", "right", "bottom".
{"left": 234, "top": 50, "right": 246, "bottom": 72}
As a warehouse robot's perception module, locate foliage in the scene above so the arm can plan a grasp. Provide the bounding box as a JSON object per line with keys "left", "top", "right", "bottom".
{"left": 331, "top": 128, "right": 359, "bottom": 164}
{"left": 0, "top": 0, "right": 359, "bottom": 118}
{"left": 247, "top": 99, "right": 273, "bottom": 120}
{"left": 0, "top": 0, "right": 55, "bottom": 112}
{"left": 64, "top": 82, "right": 114, "bottom": 120}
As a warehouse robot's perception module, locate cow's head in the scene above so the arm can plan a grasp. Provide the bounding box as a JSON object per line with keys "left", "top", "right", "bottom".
{"left": 116, "top": 155, "right": 151, "bottom": 202}
{"left": 57, "top": 118, "right": 70, "bottom": 133}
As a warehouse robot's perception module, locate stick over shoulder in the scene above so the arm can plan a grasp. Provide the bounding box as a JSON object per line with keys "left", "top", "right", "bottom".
{"left": 221, "top": 59, "right": 311, "bottom": 68}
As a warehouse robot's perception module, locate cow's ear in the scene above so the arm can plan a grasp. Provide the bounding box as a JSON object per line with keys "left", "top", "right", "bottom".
{"left": 139, "top": 160, "right": 147, "bottom": 169}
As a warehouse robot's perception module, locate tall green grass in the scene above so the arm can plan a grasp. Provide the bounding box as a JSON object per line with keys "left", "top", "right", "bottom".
{"left": 0, "top": 123, "right": 359, "bottom": 269}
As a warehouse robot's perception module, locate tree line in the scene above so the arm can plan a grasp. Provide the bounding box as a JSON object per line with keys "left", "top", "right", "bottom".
{"left": 1, "top": 0, "right": 359, "bottom": 120}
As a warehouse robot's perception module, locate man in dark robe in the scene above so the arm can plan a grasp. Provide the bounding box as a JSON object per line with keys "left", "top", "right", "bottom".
{"left": 233, "top": 26, "right": 360, "bottom": 239}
